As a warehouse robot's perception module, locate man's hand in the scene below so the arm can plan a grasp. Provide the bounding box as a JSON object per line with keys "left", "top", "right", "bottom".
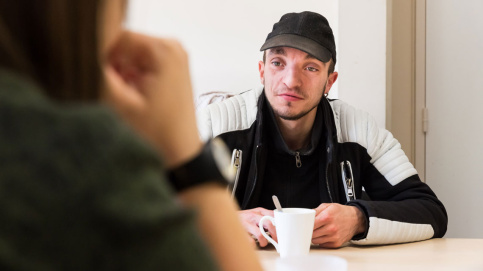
{"left": 312, "top": 203, "right": 367, "bottom": 248}
{"left": 238, "top": 208, "right": 277, "bottom": 247}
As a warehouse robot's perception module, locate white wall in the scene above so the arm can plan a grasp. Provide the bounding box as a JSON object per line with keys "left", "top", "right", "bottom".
{"left": 125, "top": 0, "right": 483, "bottom": 239}
{"left": 126, "top": 0, "right": 339, "bottom": 97}
{"left": 126, "top": 0, "right": 387, "bottom": 128}
{"left": 338, "top": 0, "right": 387, "bottom": 128}
{"left": 426, "top": 0, "right": 483, "bottom": 238}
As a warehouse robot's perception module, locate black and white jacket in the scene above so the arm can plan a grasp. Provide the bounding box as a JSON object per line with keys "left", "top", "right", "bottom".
{"left": 197, "top": 86, "right": 447, "bottom": 245}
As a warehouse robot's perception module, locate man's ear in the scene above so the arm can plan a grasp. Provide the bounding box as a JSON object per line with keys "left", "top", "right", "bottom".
{"left": 258, "top": 61, "right": 265, "bottom": 85}
{"left": 325, "top": 71, "right": 339, "bottom": 94}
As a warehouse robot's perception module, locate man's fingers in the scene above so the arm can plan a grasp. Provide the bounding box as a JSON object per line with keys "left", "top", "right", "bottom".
{"left": 262, "top": 220, "right": 278, "bottom": 243}
{"left": 246, "top": 223, "right": 268, "bottom": 247}
{"left": 312, "top": 224, "right": 325, "bottom": 239}
{"left": 260, "top": 208, "right": 275, "bottom": 217}
{"left": 313, "top": 238, "right": 348, "bottom": 249}
{"left": 314, "top": 203, "right": 331, "bottom": 215}
{"left": 312, "top": 235, "right": 329, "bottom": 245}
{"left": 312, "top": 235, "right": 345, "bottom": 248}
{"left": 250, "top": 207, "right": 274, "bottom": 217}
{"left": 313, "top": 221, "right": 338, "bottom": 238}
{"left": 238, "top": 208, "right": 278, "bottom": 247}
{"left": 315, "top": 241, "right": 339, "bottom": 249}
{"left": 314, "top": 208, "right": 331, "bottom": 230}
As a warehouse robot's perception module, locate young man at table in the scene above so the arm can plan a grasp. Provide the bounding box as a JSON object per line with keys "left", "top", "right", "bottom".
{"left": 197, "top": 11, "right": 448, "bottom": 248}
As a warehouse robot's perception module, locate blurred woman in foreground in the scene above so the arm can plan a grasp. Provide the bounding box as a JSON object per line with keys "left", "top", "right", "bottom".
{"left": 0, "top": 0, "right": 261, "bottom": 270}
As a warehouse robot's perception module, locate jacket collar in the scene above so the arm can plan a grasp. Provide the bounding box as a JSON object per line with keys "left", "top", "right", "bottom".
{"left": 264, "top": 97, "right": 324, "bottom": 156}
{"left": 242, "top": 89, "right": 340, "bottom": 208}
{"left": 255, "top": 90, "right": 336, "bottom": 153}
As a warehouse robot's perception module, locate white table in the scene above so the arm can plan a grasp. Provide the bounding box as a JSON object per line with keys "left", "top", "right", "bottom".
{"left": 258, "top": 238, "right": 483, "bottom": 270}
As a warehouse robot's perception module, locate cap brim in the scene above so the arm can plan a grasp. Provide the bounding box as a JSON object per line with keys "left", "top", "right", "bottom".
{"left": 260, "top": 34, "right": 332, "bottom": 63}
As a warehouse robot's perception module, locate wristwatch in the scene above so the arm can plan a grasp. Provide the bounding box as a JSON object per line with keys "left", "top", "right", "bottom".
{"left": 168, "top": 138, "right": 236, "bottom": 192}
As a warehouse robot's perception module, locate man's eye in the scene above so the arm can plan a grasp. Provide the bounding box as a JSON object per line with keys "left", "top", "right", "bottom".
{"left": 306, "top": 67, "right": 318, "bottom": 72}
{"left": 272, "top": 61, "right": 281, "bottom": 67}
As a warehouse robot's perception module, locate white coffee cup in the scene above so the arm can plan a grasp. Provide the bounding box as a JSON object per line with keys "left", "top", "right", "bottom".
{"left": 259, "top": 208, "right": 316, "bottom": 258}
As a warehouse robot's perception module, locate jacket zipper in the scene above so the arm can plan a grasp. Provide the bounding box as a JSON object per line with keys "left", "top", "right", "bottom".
{"left": 295, "top": 152, "right": 302, "bottom": 168}
{"left": 231, "top": 149, "right": 242, "bottom": 198}
{"left": 325, "top": 147, "right": 333, "bottom": 202}
{"left": 245, "top": 145, "right": 261, "bottom": 207}
{"left": 340, "top": 160, "right": 355, "bottom": 201}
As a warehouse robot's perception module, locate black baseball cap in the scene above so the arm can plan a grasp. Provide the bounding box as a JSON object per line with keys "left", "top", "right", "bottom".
{"left": 260, "top": 11, "right": 336, "bottom": 64}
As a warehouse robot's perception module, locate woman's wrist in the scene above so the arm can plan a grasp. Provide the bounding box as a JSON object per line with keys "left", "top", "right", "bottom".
{"left": 161, "top": 138, "right": 203, "bottom": 169}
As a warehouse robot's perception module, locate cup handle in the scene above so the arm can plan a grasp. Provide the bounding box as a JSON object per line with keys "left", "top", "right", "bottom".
{"left": 259, "top": 216, "right": 279, "bottom": 252}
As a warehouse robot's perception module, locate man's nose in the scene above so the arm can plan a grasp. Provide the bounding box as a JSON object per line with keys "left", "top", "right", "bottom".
{"left": 282, "top": 66, "right": 302, "bottom": 89}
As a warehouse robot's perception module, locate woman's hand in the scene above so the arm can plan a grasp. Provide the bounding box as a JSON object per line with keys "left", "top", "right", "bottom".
{"left": 102, "top": 31, "right": 263, "bottom": 271}
{"left": 102, "top": 31, "right": 202, "bottom": 168}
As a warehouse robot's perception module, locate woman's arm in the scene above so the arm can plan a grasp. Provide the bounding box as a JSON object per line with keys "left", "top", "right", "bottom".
{"left": 181, "top": 185, "right": 262, "bottom": 271}
{"left": 103, "top": 31, "right": 263, "bottom": 271}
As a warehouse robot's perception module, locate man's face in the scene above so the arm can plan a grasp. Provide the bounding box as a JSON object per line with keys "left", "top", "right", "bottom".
{"left": 259, "top": 47, "right": 338, "bottom": 121}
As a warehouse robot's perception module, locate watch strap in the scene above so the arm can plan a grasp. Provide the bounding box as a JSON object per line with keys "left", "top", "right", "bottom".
{"left": 168, "top": 141, "right": 228, "bottom": 192}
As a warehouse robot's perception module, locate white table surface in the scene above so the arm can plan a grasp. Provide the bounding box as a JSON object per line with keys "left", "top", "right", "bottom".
{"left": 257, "top": 238, "right": 483, "bottom": 271}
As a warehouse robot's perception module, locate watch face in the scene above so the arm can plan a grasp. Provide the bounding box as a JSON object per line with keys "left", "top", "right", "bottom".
{"left": 211, "top": 138, "right": 236, "bottom": 183}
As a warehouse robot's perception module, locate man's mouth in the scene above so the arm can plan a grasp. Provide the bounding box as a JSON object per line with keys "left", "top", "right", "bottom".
{"left": 279, "top": 93, "right": 303, "bottom": 102}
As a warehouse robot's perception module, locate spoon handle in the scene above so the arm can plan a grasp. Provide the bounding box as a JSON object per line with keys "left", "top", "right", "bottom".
{"left": 272, "top": 195, "right": 283, "bottom": 212}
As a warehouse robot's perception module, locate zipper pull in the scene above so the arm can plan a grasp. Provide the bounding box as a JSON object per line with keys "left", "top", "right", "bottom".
{"left": 295, "top": 152, "right": 302, "bottom": 168}
{"left": 346, "top": 178, "right": 354, "bottom": 199}
{"left": 341, "top": 161, "right": 355, "bottom": 201}
{"left": 232, "top": 150, "right": 242, "bottom": 168}
{"left": 231, "top": 149, "right": 243, "bottom": 199}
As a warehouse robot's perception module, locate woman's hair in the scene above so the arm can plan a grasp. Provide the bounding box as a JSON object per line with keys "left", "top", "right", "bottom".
{"left": 0, "top": 0, "right": 101, "bottom": 101}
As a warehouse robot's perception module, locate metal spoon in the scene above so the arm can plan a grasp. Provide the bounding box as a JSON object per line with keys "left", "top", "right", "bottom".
{"left": 272, "top": 195, "right": 283, "bottom": 212}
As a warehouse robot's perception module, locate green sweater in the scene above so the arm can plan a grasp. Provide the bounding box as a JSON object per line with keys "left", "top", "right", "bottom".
{"left": 0, "top": 69, "right": 218, "bottom": 270}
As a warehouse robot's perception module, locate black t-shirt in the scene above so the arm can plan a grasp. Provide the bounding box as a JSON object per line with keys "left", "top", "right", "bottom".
{"left": 258, "top": 101, "right": 329, "bottom": 210}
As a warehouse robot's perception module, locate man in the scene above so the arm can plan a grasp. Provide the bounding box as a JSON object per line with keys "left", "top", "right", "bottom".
{"left": 197, "top": 11, "right": 447, "bottom": 248}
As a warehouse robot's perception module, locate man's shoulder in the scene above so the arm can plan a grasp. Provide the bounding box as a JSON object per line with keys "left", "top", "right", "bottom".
{"left": 327, "top": 99, "right": 381, "bottom": 146}
{"left": 196, "top": 86, "right": 263, "bottom": 112}
{"left": 328, "top": 99, "right": 375, "bottom": 125}
{"left": 196, "top": 86, "right": 263, "bottom": 140}
{"left": 328, "top": 99, "right": 360, "bottom": 116}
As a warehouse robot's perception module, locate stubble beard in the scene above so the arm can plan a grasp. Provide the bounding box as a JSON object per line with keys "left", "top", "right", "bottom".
{"left": 275, "top": 103, "right": 319, "bottom": 121}
{"left": 271, "top": 84, "right": 326, "bottom": 121}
